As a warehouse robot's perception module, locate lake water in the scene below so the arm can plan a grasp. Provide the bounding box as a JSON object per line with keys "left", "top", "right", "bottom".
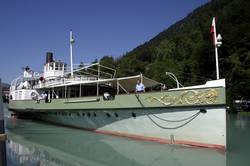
{"left": 2, "top": 104, "right": 250, "bottom": 166}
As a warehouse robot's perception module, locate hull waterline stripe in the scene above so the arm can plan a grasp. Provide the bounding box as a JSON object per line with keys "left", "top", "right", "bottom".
{"left": 38, "top": 119, "right": 226, "bottom": 152}
{"left": 94, "top": 129, "right": 226, "bottom": 152}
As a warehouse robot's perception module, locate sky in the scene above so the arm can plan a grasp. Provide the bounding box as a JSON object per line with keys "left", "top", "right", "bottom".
{"left": 0, "top": 0, "right": 208, "bottom": 83}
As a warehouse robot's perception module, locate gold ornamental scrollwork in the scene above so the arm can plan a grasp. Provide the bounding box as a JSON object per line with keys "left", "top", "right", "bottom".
{"left": 146, "top": 89, "right": 218, "bottom": 106}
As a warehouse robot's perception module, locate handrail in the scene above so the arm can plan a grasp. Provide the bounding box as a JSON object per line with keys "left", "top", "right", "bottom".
{"left": 64, "top": 62, "right": 116, "bottom": 79}
{"left": 64, "top": 98, "right": 100, "bottom": 103}
{"left": 165, "top": 72, "right": 184, "bottom": 88}
{"left": 11, "top": 62, "right": 116, "bottom": 91}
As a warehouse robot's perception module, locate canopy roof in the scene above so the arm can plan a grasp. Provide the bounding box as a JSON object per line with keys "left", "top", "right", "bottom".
{"left": 114, "top": 75, "right": 161, "bottom": 92}
{"left": 43, "top": 74, "right": 162, "bottom": 93}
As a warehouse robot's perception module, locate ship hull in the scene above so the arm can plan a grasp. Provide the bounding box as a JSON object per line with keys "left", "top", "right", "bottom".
{"left": 41, "top": 106, "right": 226, "bottom": 150}
{"left": 8, "top": 86, "right": 226, "bottom": 150}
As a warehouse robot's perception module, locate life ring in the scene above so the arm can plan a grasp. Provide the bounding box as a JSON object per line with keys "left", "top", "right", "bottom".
{"left": 31, "top": 92, "right": 38, "bottom": 100}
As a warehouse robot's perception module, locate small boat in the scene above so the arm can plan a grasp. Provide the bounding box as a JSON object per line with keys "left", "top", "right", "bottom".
{"left": 8, "top": 25, "right": 226, "bottom": 150}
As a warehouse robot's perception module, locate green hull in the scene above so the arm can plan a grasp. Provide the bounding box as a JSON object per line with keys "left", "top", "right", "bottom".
{"left": 9, "top": 87, "right": 225, "bottom": 111}
{"left": 8, "top": 87, "right": 226, "bottom": 150}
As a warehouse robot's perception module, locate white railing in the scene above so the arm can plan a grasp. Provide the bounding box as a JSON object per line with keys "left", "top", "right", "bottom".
{"left": 11, "top": 62, "right": 116, "bottom": 90}
{"left": 33, "top": 76, "right": 98, "bottom": 89}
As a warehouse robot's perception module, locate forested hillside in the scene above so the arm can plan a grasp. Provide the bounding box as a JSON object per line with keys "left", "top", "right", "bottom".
{"left": 99, "top": 0, "right": 250, "bottom": 106}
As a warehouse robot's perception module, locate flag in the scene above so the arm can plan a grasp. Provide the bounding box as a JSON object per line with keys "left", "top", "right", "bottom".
{"left": 70, "top": 30, "right": 75, "bottom": 44}
{"left": 210, "top": 17, "right": 216, "bottom": 45}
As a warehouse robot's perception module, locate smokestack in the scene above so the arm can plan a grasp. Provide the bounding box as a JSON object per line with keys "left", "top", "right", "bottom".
{"left": 46, "top": 52, "right": 53, "bottom": 63}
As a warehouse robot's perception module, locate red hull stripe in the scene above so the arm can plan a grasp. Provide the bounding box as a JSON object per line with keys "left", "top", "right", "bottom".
{"left": 67, "top": 124, "right": 226, "bottom": 152}
{"left": 82, "top": 127, "right": 226, "bottom": 152}
{"left": 40, "top": 120, "right": 226, "bottom": 152}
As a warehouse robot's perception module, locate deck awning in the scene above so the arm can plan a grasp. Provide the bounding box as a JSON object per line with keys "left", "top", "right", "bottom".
{"left": 43, "top": 74, "right": 162, "bottom": 93}
{"left": 113, "top": 75, "right": 162, "bottom": 93}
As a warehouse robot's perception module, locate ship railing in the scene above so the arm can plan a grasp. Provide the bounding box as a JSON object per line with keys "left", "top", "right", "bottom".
{"left": 65, "top": 62, "right": 116, "bottom": 79}
{"left": 33, "top": 75, "right": 98, "bottom": 89}
{"left": 10, "top": 75, "right": 24, "bottom": 91}
{"left": 10, "top": 73, "right": 42, "bottom": 91}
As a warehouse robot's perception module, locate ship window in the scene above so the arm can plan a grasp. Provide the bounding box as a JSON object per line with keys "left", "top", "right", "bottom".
{"left": 87, "top": 112, "right": 91, "bottom": 117}
{"left": 18, "top": 91, "right": 22, "bottom": 99}
{"left": 59, "top": 63, "right": 63, "bottom": 70}
{"left": 55, "top": 62, "right": 59, "bottom": 70}
{"left": 77, "top": 112, "right": 80, "bottom": 116}
{"left": 114, "top": 113, "right": 118, "bottom": 117}
{"left": 132, "top": 112, "right": 136, "bottom": 118}
{"left": 69, "top": 112, "right": 71, "bottom": 116}
{"left": 82, "top": 112, "right": 85, "bottom": 116}
{"left": 15, "top": 92, "right": 18, "bottom": 99}
{"left": 94, "top": 113, "right": 97, "bottom": 117}
{"left": 49, "top": 63, "right": 53, "bottom": 70}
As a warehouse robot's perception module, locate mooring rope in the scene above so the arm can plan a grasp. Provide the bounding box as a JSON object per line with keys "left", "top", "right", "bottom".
{"left": 146, "top": 111, "right": 201, "bottom": 129}
{"left": 149, "top": 111, "right": 201, "bottom": 122}
{"left": 135, "top": 94, "right": 204, "bottom": 129}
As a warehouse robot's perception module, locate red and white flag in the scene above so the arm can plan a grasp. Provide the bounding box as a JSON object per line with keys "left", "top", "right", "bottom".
{"left": 210, "top": 17, "right": 216, "bottom": 45}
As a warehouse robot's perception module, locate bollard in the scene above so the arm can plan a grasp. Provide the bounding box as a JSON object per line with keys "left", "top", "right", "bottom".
{"left": 0, "top": 78, "right": 7, "bottom": 166}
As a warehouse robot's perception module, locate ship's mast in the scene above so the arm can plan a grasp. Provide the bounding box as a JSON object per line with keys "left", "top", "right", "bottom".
{"left": 70, "top": 30, "right": 74, "bottom": 77}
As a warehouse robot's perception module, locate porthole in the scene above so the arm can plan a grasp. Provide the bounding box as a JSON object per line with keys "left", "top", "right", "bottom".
{"left": 200, "top": 109, "right": 207, "bottom": 114}
{"left": 106, "top": 113, "right": 111, "bottom": 117}
{"left": 77, "top": 112, "right": 80, "bottom": 116}
{"left": 82, "top": 112, "right": 85, "bottom": 116}
{"left": 94, "top": 113, "right": 97, "bottom": 117}
{"left": 69, "top": 112, "right": 71, "bottom": 116}
{"left": 132, "top": 112, "right": 136, "bottom": 118}
{"left": 87, "top": 112, "right": 91, "bottom": 117}
{"left": 114, "top": 113, "right": 118, "bottom": 117}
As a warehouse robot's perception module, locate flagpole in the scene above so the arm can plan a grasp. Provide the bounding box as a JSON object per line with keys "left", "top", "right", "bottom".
{"left": 215, "top": 43, "right": 219, "bottom": 80}
{"left": 212, "top": 17, "right": 220, "bottom": 80}
{"left": 70, "top": 30, "right": 74, "bottom": 77}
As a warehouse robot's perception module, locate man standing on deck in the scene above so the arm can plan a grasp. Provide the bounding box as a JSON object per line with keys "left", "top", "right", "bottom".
{"left": 136, "top": 79, "right": 145, "bottom": 93}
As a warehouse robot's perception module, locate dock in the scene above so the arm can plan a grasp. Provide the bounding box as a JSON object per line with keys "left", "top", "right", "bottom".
{"left": 0, "top": 78, "right": 7, "bottom": 166}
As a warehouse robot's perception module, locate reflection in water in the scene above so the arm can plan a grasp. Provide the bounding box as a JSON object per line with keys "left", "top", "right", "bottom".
{"left": 227, "top": 114, "right": 250, "bottom": 166}
{"left": 4, "top": 106, "right": 228, "bottom": 166}
{"left": 5, "top": 118, "right": 226, "bottom": 166}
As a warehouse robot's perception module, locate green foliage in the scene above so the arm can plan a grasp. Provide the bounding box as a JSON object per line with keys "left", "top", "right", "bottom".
{"left": 99, "top": 0, "right": 250, "bottom": 108}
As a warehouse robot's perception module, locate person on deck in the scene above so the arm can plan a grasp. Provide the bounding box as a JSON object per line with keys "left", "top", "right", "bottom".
{"left": 136, "top": 79, "right": 145, "bottom": 93}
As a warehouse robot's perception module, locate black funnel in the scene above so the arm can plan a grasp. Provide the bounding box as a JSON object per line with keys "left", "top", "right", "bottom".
{"left": 46, "top": 52, "right": 53, "bottom": 63}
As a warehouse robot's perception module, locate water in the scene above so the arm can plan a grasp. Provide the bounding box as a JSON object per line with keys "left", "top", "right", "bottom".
{"left": 2, "top": 105, "right": 250, "bottom": 166}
